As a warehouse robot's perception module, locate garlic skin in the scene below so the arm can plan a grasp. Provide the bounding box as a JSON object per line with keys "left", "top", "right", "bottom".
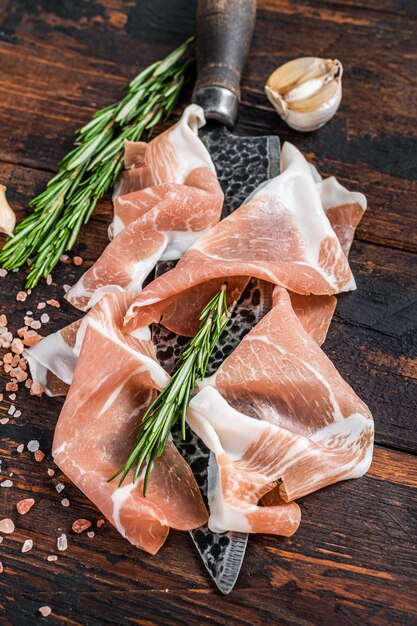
{"left": 0, "top": 184, "right": 16, "bottom": 237}
{"left": 265, "top": 57, "right": 343, "bottom": 132}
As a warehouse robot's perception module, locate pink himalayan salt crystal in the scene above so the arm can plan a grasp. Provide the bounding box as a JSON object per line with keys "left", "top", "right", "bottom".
{"left": 30, "top": 381, "right": 44, "bottom": 396}
{"left": 47, "top": 555, "right": 58, "bottom": 562}
{"left": 16, "top": 498, "right": 35, "bottom": 515}
{"left": 61, "top": 499, "right": 70, "bottom": 507}
{"left": 0, "top": 418, "right": 9, "bottom": 425}
{"left": 37, "top": 302, "right": 46, "bottom": 310}
{"left": 0, "top": 518, "right": 15, "bottom": 534}
{"left": 0, "top": 314, "right": 7, "bottom": 326}
{"left": 72, "top": 519, "right": 92, "bottom": 534}
{"left": 96, "top": 519, "right": 105, "bottom": 528}
{"left": 34, "top": 450, "right": 45, "bottom": 462}
{"left": 39, "top": 606, "right": 52, "bottom": 617}
{"left": 11, "top": 338, "right": 24, "bottom": 355}
{"left": 16, "top": 291, "right": 27, "bottom": 302}
{"left": 21, "top": 539, "right": 33, "bottom": 553}
{"left": 72, "top": 256, "right": 84, "bottom": 266}
{"left": 47, "top": 469, "right": 55, "bottom": 477}
{"left": 5, "top": 382, "right": 18, "bottom": 392}
{"left": 46, "top": 299, "right": 60, "bottom": 308}
{"left": 3, "top": 352, "right": 12, "bottom": 364}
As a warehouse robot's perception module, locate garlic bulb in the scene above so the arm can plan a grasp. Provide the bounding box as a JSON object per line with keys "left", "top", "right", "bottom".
{"left": 265, "top": 57, "right": 343, "bottom": 132}
{"left": 0, "top": 184, "right": 16, "bottom": 237}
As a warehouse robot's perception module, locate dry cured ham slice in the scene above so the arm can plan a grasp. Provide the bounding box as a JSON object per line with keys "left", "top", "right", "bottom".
{"left": 53, "top": 291, "right": 207, "bottom": 554}
{"left": 125, "top": 142, "right": 366, "bottom": 336}
{"left": 65, "top": 105, "right": 223, "bottom": 311}
{"left": 187, "top": 288, "right": 373, "bottom": 535}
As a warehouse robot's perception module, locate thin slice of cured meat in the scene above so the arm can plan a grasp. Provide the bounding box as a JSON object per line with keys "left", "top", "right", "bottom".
{"left": 65, "top": 105, "right": 223, "bottom": 311}
{"left": 125, "top": 142, "right": 366, "bottom": 336}
{"left": 53, "top": 291, "right": 208, "bottom": 554}
{"left": 187, "top": 288, "right": 373, "bottom": 535}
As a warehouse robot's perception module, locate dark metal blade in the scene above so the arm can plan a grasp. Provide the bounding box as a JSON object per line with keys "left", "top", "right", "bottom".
{"left": 153, "top": 125, "right": 280, "bottom": 593}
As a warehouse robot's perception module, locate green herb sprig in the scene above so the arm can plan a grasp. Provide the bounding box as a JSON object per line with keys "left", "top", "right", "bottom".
{"left": 0, "top": 38, "right": 194, "bottom": 287}
{"left": 111, "top": 285, "right": 231, "bottom": 495}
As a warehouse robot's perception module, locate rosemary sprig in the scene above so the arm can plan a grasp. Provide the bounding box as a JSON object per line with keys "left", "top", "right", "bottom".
{"left": 0, "top": 38, "right": 194, "bottom": 287}
{"left": 111, "top": 285, "right": 231, "bottom": 495}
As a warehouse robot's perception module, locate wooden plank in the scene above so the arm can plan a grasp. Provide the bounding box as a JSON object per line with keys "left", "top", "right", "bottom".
{"left": 0, "top": 446, "right": 415, "bottom": 624}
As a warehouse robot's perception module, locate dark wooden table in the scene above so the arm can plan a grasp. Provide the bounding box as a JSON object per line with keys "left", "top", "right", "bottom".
{"left": 0, "top": 1, "right": 416, "bottom": 624}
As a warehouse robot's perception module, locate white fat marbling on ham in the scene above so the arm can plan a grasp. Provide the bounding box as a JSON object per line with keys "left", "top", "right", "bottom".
{"left": 65, "top": 105, "right": 223, "bottom": 312}
{"left": 188, "top": 289, "right": 373, "bottom": 536}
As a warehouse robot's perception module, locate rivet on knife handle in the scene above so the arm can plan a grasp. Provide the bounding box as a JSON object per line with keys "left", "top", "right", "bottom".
{"left": 192, "top": 0, "right": 257, "bottom": 128}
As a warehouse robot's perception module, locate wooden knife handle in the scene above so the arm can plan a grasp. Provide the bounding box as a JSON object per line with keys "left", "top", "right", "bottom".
{"left": 192, "top": 0, "right": 257, "bottom": 128}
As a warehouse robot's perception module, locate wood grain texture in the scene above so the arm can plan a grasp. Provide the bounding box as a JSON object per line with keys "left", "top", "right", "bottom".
{"left": 0, "top": 0, "right": 416, "bottom": 624}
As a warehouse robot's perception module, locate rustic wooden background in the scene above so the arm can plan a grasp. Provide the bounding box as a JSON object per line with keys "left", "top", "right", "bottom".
{"left": 0, "top": 0, "right": 416, "bottom": 624}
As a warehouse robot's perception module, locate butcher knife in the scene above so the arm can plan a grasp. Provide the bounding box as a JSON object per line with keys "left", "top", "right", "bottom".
{"left": 154, "top": 0, "right": 279, "bottom": 594}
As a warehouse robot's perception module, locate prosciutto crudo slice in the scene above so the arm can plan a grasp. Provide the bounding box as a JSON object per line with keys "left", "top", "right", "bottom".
{"left": 187, "top": 288, "right": 374, "bottom": 535}
{"left": 124, "top": 142, "right": 366, "bottom": 337}
{"left": 65, "top": 104, "right": 223, "bottom": 312}
{"left": 52, "top": 291, "right": 207, "bottom": 554}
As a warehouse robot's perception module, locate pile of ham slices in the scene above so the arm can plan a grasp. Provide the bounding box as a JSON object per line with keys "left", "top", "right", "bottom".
{"left": 26, "top": 105, "right": 374, "bottom": 555}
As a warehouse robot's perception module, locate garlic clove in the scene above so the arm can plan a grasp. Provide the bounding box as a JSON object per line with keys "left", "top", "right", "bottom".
{"left": 265, "top": 57, "right": 343, "bottom": 132}
{"left": 0, "top": 184, "right": 16, "bottom": 237}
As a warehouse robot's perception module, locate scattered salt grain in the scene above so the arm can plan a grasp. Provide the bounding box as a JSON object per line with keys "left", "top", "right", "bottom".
{"left": 34, "top": 450, "right": 45, "bottom": 462}
{"left": 0, "top": 393, "right": 3, "bottom": 402}
{"left": 0, "top": 268, "right": 7, "bottom": 277}
{"left": 46, "top": 274, "right": 52, "bottom": 285}
{"left": 47, "top": 555, "right": 58, "bottom": 561}
{"left": 17, "top": 498, "right": 35, "bottom": 515}
{"left": 87, "top": 531, "right": 95, "bottom": 538}
{"left": 47, "top": 469, "right": 55, "bottom": 477}
{"left": 14, "top": 410, "right": 21, "bottom": 418}
{"left": 0, "top": 562, "right": 3, "bottom": 573}
{"left": 40, "top": 313, "right": 50, "bottom": 324}
{"left": 0, "top": 418, "right": 9, "bottom": 425}
{"left": 8, "top": 405, "right": 15, "bottom": 416}
{"left": 26, "top": 310, "right": 33, "bottom": 315}
{"left": 22, "top": 539, "right": 33, "bottom": 553}
{"left": 27, "top": 440, "right": 40, "bottom": 452}
{"left": 72, "top": 519, "right": 92, "bottom": 533}
{"left": 55, "top": 483, "right": 65, "bottom": 493}
{"left": 11, "top": 338, "right": 24, "bottom": 355}
{"left": 30, "top": 382, "right": 44, "bottom": 396}
{"left": 0, "top": 314, "right": 7, "bottom": 326}
{"left": 46, "top": 299, "right": 60, "bottom": 308}
{"left": 61, "top": 498, "right": 70, "bottom": 507}
{"left": 30, "top": 320, "right": 41, "bottom": 330}
{"left": 96, "top": 519, "right": 105, "bottom": 528}
{"left": 8, "top": 393, "right": 16, "bottom": 401}
{"left": 1, "top": 480, "right": 13, "bottom": 488}
{"left": 37, "top": 302, "right": 46, "bottom": 310}
{"left": 0, "top": 518, "right": 15, "bottom": 533}
{"left": 16, "top": 291, "right": 27, "bottom": 302}
{"left": 57, "top": 533, "right": 67, "bottom": 551}
{"left": 17, "top": 444, "right": 24, "bottom": 453}
{"left": 5, "top": 382, "right": 18, "bottom": 392}
{"left": 38, "top": 606, "right": 52, "bottom": 617}
{"left": 73, "top": 256, "right": 84, "bottom": 266}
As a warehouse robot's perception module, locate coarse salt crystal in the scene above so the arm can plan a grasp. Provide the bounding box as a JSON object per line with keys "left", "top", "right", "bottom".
{"left": 17, "top": 498, "right": 35, "bottom": 515}
{"left": 8, "top": 393, "right": 16, "bottom": 401}
{"left": 30, "top": 321, "right": 41, "bottom": 330}
{"left": 57, "top": 534, "right": 67, "bottom": 551}
{"left": 46, "top": 299, "right": 60, "bottom": 308}
{"left": 37, "top": 302, "right": 46, "bottom": 310}
{"left": 39, "top": 606, "right": 52, "bottom": 617}
{"left": 30, "top": 382, "right": 44, "bottom": 396}
{"left": 22, "top": 539, "right": 33, "bottom": 553}
{"left": 5, "top": 382, "right": 18, "bottom": 392}
{"left": 17, "top": 444, "right": 24, "bottom": 453}
{"left": 0, "top": 314, "right": 7, "bottom": 326}
{"left": 34, "top": 450, "right": 45, "bottom": 462}
{"left": 96, "top": 519, "right": 105, "bottom": 528}
{"left": 16, "top": 291, "right": 27, "bottom": 302}
{"left": 0, "top": 562, "right": 3, "bottom": 573}
{"left": 47, "top": 555, "right": 58, "bottom": 561}
{"left": 55, "top": 483, "right": 65, "bottom": 493}
{"left": 61, "top": 498, "right": 70, "bottom": 507}
{"left": 46, "top": 274, "right": 52, "bottom": 285}
{"left": 0, "top": 418, "right": 9, "bottom": 425}
{"left": 47, "top": 468, "right": 55, "bottom": 476}
{"left": 0, "top": 518, "right": 15, "bottom": 533}
{"left": 1, "top": 480, "right": 13, "bottom": 488}
{"left": 72, "top": 256, "right": 84, "bottom": 266}
{"left": 11, "top": 338, "right": 24, "bottom": 355}
{"left": 14, "top": 410, "right": 21, "bottom": 418}
{"left": 26, "top": 311, "right": 33, "bottom": 315}
{"left": 40, "top": 313, "right": 50, "bottom": 324}
{"left": 87, "top": 531, "right": 95, "bottom": 538}
{"left": 63, "top": 284, "right": 71, "bottom": 293}
{"left": 72, "top": 519, "right": 92, "bottom": 533}
{"left": 8, "top": 405, "right": 15, "bottom": 416}
{"left": 27, "top": 440, "right": 40, "bottom": 452}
